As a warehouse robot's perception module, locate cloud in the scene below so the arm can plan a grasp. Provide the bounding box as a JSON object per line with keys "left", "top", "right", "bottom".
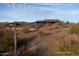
{"left": 0, "top": 3, "right": 79, "bottom": 22}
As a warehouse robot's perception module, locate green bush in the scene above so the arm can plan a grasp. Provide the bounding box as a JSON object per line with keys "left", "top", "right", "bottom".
{"left": 69, "top": 25, "right": 79, "bottom": 34}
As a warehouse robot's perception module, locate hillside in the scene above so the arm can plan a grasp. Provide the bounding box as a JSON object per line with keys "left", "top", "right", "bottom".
{"left": 0, "top": 21, "right": 79, "bottom": 56}
{"left": 16, "top": 22, "right": 79, "bottom": 56}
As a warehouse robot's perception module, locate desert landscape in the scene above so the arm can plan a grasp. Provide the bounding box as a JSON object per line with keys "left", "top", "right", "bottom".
{"left": 0, "top": 3, "right": 79, "bottom": 56}
{"left": 0, "top": 19, "right": 79, "bottom": 56}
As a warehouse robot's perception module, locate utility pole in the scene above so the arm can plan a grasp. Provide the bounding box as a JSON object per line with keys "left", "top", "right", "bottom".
{"left": 14, "top": 21, "right": 17, "bottom": 55}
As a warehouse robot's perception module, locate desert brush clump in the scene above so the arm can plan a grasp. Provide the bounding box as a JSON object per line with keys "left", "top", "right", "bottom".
{"left": 48, "top": 24, "right": 61, "bottom": 31}
{"left": 70, "top": 40, "right": 79, "bottom": 54}
{"left": 56, "top": 39, "right": 71, "bottom": 52}
{"left": 69, "top": 25, "right": 79, "bottom": 34}
{"left": 56, "top": 21, "right": 69, "bottom": 28}
{"left": 37, "top": 30, "right": 45, "bottom": 37}
{"left": 0, "top": 29, "right": 14, "bottom": 53}
{"left": 22, "top": 27, "right": 29, "bottom": 33}
{"left": 54, "top": 39, "right": 79, "bottom": 55}
{"left": 57, "top": 22, "right": 65, "bottom": 28}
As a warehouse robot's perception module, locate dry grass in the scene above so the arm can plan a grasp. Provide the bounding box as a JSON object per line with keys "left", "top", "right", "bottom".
{"left": 54, "top": 39, "right": 79, "bottom": 55}
{"left": 69, "top": 25, "right": 79, "bottom": 34}
{"left": 22, "top": 27, "right": 29, "bottom": 33}
{"left": 2, "top": 22, "right": 79, "bottom": 55}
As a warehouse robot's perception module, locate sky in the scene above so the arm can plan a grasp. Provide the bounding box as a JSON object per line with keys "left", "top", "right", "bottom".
{"left": 0, "top": 3, "right": 79, "bottom": 22}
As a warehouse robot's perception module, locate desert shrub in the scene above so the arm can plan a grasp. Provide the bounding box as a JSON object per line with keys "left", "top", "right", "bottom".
{"left": 48, "top": 25, "right": 61, "bottom": 31}
{"left": 37, "top": 31, "right": 45, "bottom": 36}
{"left": 57, "top": 22, "right": 68, "bottom": 28}
{"left": 0, "top": 29, "right": 10, "bottom": 52}
{"left": 70, "top": 40, "right": 79, "bottom": 55}
{"left": 24, "top": 47, "right": 48, "bottom": 56}
{"left": 57, "top": 40, "right": 71, "bottom": 52}
{"left": 22, "top": 27, "right": 29, "bottom": 33}
{"left": 17, "top": 36, "right": 37, "bottom": 55}
{"left": 57, "top": 22, "right": 65, "bottom": 27}
{"left": 54, "top": 25, "right": 61, "bottom": 29}
{"left": 25, "top": 50, "right": 34, "bottom": 56}
{"left": 69, "top": 25, "right": 79, "bottom": 34}
{"left": 0, "top": 30, "right": 8, "bottom": 51}
{"left": 55, "top": 39, "right": 79, "bottom": 55}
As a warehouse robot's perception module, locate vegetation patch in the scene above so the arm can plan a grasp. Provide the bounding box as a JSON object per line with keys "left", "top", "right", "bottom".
{"left": 54, "top": 39, "right": 79, "bottom": 55}
{"left": 0, "top": 29, "right": 14, "bottom": 53}
{"left": 37, "top": 30, "right": 45, "bottom": 36}
{"left": 56, "top": 22, "right": 69, "bottom": 28}
{"left": 22, "top": 27, "right": 29, "bottom": 33}
{"left": 69, "top": 25, "right": 79, "bottom": 34}
{"left": 48, "top": 25, "right": 61, "bottom": 31}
